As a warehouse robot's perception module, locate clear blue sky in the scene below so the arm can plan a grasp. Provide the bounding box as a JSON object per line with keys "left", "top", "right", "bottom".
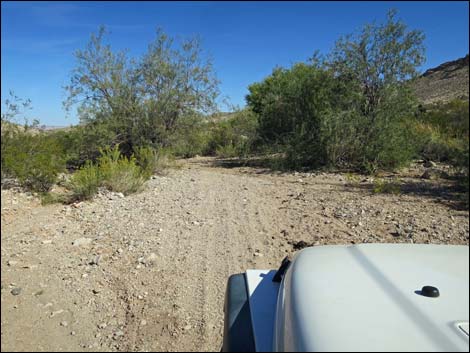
{"left": 1, "top": 1, "right": 469, "bottom": 126}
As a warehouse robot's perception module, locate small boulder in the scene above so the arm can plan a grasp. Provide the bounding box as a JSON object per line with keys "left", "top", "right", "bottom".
{"left": 10, "top": 287, "right": 21, "bottom": 296}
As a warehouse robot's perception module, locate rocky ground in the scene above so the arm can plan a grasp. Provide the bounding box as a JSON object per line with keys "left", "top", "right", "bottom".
{"left": 1, "top": 157, "right": 468, "bottom": 352}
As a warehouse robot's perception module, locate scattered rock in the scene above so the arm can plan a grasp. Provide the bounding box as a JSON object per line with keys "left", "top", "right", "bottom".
{"left": 7, "top": 260, "right": 18, "bottom": 267}
{"left": 60, "top": 321, "right": 68, "bottom": 327}
{"left": 394, "top": 223, "right": 414, "bottom": 237}
{"left": 424, "top": 160, "right": 437, "bottom": 168}
{"left": 10, "top": 288, "right": 21, "bottom": 296}
{"left": 140, "top": 320, "right": 147, "bottom": 326}
{"left": 144, "top": 253, "right": 158, "bottom": 265}
{"left": 41, "top": 240, "right": 53, "bottom": 245}
{"left": 253, "top": 249, "right": 264, "bottom": 257}
{"left": 72, "top": 238, "right": 92, "bottom": 246}
{"left": 50, "top": 310, "right": 64, "bottom": 317}
{"left": 89, "top": 255, "right": 101, "bottom": 266}
{"left": 98, "top": 323, "right": 107, "bottom": 329}
{"left": 113, "top": 330, "right": 124, "bottom": 340}
{"left": 22, "top": 264, "right": 38, "bottom": 269}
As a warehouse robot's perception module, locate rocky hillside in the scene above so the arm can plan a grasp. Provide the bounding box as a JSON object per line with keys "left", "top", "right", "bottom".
{"left": 414, "top": 54, "right": 469, "bottom": 105}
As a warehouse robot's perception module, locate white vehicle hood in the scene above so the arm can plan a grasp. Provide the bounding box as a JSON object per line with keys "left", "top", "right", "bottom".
{"left": 272, "top": 244, "right": 469, "bottom": 352}
{"left": 243, "top": 244, "right": 470, "bottom": 351}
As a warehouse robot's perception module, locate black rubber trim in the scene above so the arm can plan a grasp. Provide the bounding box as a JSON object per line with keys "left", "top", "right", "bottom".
{"left": 221, "top": 273, "right": 256, "bottom": 352}
{"left": 272, "top": 255, "right": 292, "bottom": 283}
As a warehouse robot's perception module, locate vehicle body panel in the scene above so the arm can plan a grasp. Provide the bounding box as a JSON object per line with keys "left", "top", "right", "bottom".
{"left": 272, "top": 244, "right": 469, "bottom": 352}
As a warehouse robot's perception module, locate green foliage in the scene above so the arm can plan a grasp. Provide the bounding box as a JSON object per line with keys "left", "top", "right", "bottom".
{"left": 2, "top": 131, "right": 66, "bottom": 192}
{"left": 68, "top": 161, "right": 102, "bottom": 200}
{"left": 345, "top": 173, "right": 360, "bottom": 187}
{"left": 206, "top": 109, "right": 259, "bottom": 158}
{"left": 40, "top": 192, "right": 70, "bottom": 205}
{"left": 372, "top": 178, "right": 402, "bottom": 194}
{"left": 166, "top": 109, "right": 259, "bottom": 159}
{"left": 169, "top": 114, "right": 213, "bottom": 158}
{"left": 414, "top": 100, "right": 469, "bottom": 169}
{"left": 133, "top": 146, "right": 159, "bottom": 178}
{"left": 246, "top": 10, "right": 425, "bottom": 173}
{"left": 64, "top": 26, "right": 219, "bottom": 153}
{"left": 68, "top": 146, "right": 147, "bottom": 200}
{"left": 50, "top": 124, "right": 117, "bottom": 169}
{"left": 97, "top": 146, "right": 145, "bottom": 195}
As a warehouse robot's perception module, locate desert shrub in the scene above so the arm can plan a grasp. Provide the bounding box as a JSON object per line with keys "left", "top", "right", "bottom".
{"left": 67, "top": 145, "right": 148, "bottom": 200}
{"left": 2, "top": 132, "right": 66, "bottom": 192}
{"left": 247, "top": 62, "right": 420, "bottom": 172}
{"left": 134, "top": 146, "right": 159, "bottom": 178}
{"left": 206, "top": 109, "right": 259, "bottom": 158}
{"left": 345, "top": 172, "right": 360, "bottom": 187}
{"left": 415, "top": 100, "right": 469, "bottom": 170}
{"left": 64, "top": 27, "right": 219, "bottom": 155}
{"left": 39, "top": 191, "right": 72, "bottom": 205}
{"left": 68, "top": 161, "right": 102, "bottom": 200}
{"left": 215, "top": 144, "right": 238, "bottom": 158}
{"left": 50, "top": 123, "right": 118, "bottom": 169}
{"left": 97, "top": 146, "right": 145, "bottom": 195}
{"left": 373, "top": 178, "right": 401, "bottom": 194}
{"left": 246, "top": 10, "right": 424, "bottom": 173}
{"left": 169, "top": 115, "right": 212, "bottom": 158}
{"left": 154, "top": 148, "right": 178, "bottom": 173}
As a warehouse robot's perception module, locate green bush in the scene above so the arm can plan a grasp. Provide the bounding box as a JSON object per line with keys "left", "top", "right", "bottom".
{"left": 40, "top": 192, "right": 71, "bottom": 205}
{"left": 97, "top": 146, "right": 145, "bottom": 195}
{"left": 206, "top": 109, "right": 259, "bottom": 158}
{"left": 246, "top": 63, "right": 421, "bottom": 173}
{"left": 415, "top": 100, "right": 469, "bottom": 170}
{"left": 67, "top": 145, "right": 148, "bottom": 200}
{"left": 49, "top": 123, "right": 118, "bottom": 169}
{"left": 169, "top": 115, "right": 212, "bottom": 158}
{"left": 2, "top": 131, "right": 66, "bottom": 192}
{"left": 215, "top": 144, "right": 239, "bottom": 158}
{"left": 245, "top": 10, "right": 424, "bottom": 173}
{"left": 68, "top": 161, "right": 101, "bottom": 200}
{"left": 134, "top": 146, "right": 159, "bottom": 178}
{"left": 373, "top": 178, "right": 401, "bottom": 194}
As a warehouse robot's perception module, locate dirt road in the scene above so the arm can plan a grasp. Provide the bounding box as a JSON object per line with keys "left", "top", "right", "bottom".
{"left": 1, "top": 157, "right": 468, "bottom": 351}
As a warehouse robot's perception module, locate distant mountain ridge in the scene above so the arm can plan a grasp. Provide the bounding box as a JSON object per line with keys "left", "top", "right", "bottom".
{"left": 414, "top": 54, "right": 469, "bottom": 105}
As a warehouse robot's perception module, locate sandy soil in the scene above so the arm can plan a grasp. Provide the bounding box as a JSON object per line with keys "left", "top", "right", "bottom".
{"left": 1, "top": 157, "right": 468, "bottom": 351}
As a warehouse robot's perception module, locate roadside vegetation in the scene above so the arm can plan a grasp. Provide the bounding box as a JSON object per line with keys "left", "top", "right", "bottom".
{"left": 1, "top": 10, "right": 468, "bottom": 205}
